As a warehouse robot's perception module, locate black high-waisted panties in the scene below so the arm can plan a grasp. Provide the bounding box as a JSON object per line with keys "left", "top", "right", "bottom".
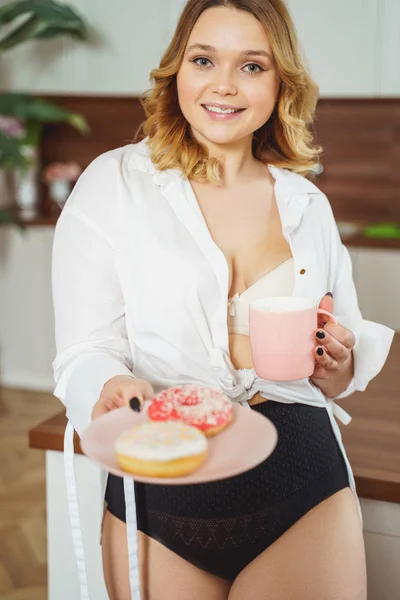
{"left": 105, "top": 400, "right": 349, "bottom": 582}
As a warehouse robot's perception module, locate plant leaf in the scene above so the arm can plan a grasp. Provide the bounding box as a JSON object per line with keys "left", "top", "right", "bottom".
{"left": 0, "top": 208, "right": 25, "bottom": 229}
{"left": 0, "top": 208, "right": 16, "bottom": 223}
{"left": 0, "top": 129, "right": 28, "bottom": 168}
{"left": 0, "top": 0, "right": 85, "bottom": 26}
{"left": 0, "top": 14, "right": 41, "bottom": 51}
{"left": 0, "top": 93, "right": 90, "bottom": 133}
{"left": 0, "top": 0, "right": 88, "bottom": 51}
{"left": 34, "top": 24, "right": 86, "bottom": 39}
{"left": 64, "top": 113, "right": 89, "bottom": 134}
{"left": 0, "top": 1, "right": 38, "bottom": 24}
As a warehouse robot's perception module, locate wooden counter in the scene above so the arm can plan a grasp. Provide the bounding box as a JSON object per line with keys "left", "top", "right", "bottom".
{"left": 29, "top": 335, "right": 400, "bottom": 503}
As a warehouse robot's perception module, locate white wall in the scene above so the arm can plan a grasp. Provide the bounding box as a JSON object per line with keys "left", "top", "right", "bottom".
{"left": 1, "top": 0, "right": 399, "bottom": 97}
{"left": 379, "top": 0, "right": 400, "bottom": 96}
{"left": 1, "top": 0, "right": 178, "bottom": 95}
{"left": 287, "top": 0, "right": 381, "bottom": 97}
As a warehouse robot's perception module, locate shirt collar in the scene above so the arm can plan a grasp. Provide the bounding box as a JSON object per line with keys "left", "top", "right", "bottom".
{"left": 267, "top": 164, "right": 314, "bottom": 238}
{"left": 128, "top": 138, "right": 323, "bottom": 236}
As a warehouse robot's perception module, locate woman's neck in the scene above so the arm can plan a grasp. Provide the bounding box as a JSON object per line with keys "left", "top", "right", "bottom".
{"left": 193, "top": 132, "right": 264, "bottom": 188}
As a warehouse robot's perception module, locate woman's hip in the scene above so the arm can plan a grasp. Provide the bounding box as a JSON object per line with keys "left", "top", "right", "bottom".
{"left": 106, "top": 400, "right": 349, "bottom": 521}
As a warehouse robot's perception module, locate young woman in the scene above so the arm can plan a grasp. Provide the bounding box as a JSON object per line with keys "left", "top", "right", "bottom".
{"left": 52, "top": 1, "right": 394, "bottom": 599}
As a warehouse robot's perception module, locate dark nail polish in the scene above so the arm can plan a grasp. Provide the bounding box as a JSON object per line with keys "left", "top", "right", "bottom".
{"left": 316, "top": 330, "right": 325, "bottom": 340}
{"left": 317, "top": 347, "right": 324, "bottom": 356}
{"left": 325, "top": 292, "right": 333, "bottom": 298}
{"left": 129, "top": 397, "right": 142, "bottom": 412}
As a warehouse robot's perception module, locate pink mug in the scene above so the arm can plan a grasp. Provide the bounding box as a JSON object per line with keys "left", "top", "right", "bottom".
{"left": 249, "top": 296, "right": 337, "bottom": 382}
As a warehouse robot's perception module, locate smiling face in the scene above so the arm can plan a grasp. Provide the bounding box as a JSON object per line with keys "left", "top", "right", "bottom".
{"left": 176, "top": 6, "right": 281, "bottom": 152}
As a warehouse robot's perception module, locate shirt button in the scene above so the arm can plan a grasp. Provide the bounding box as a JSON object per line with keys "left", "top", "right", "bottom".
{"left": 300, "top": 268, "right": 306, "bottom": 275}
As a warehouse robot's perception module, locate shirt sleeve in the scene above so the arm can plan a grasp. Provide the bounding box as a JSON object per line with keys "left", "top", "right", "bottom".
{"left": 52, "top": 155, "right": 134, "bottom": 437}
{"left": 325, "top": 201, "right": 395, "bottom": 400}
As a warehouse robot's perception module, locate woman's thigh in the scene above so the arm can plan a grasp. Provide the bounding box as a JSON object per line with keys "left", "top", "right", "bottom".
{"left": 101, "top": 509, "right": 232, "bottom": 600}
{"left": 228, "top": 488, "right": 367, "bottom": 600}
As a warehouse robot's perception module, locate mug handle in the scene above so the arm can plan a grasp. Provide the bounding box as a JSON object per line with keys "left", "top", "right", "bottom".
{"left": 317, "top": 308, "right": 337, "bottom": 325}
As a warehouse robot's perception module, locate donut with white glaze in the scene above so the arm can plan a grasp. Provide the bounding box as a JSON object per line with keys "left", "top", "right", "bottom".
{"left": 115, "top": 421, "right": 208, "bottom": 477}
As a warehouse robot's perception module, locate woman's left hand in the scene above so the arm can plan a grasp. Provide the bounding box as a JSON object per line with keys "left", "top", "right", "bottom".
{"left": 310, "top": 294, "right": 356, "bottom": 395}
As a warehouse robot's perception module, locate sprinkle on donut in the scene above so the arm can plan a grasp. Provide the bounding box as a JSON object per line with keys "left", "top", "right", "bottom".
{"left": 148, "top": 385, "right": 233, "bottom": 437}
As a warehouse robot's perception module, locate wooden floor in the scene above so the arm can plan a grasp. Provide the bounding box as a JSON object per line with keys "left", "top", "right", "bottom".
{"left": 0, "top": 387, "right": 61, "bottom": 600}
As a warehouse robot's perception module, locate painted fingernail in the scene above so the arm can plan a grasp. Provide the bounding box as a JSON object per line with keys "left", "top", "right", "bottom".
{"left": 317, "top": 347, "right": 324, "bottom": 356}
{"left": 129, "top": 397, "right": 142, "bottom": 412}
{"left": 316, "top": 330, "right": 325, "bottom": 340}
{"left": 325, "top": 292, "right": 333, "bottom": 298}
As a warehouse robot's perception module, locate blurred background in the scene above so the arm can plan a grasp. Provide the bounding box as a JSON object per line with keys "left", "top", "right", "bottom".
{"left": 0, "top": 1, "right": 399, "bottom": 599}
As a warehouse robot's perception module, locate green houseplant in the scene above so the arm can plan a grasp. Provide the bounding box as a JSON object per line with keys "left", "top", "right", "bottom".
{"left": 0, "top": 0, "right": 90, "bottom": 223}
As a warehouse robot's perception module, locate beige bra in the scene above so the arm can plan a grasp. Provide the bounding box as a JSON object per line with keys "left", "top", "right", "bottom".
{"left": 227, "top": 258, "right": 295, "bottom": 336}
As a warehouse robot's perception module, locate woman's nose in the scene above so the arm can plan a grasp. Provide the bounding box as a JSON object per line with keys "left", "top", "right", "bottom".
{"left": 210, "top": 68, "right": 238, "bottom": 96}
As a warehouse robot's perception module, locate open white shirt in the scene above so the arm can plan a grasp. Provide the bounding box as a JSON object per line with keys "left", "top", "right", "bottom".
{"left": 52, "top": 138, "right": 394, "bottom": 599}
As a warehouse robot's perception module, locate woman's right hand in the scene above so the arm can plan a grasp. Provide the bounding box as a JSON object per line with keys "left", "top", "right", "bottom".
{"left": 91, "top": 375, "right": 155, "bottom": 421}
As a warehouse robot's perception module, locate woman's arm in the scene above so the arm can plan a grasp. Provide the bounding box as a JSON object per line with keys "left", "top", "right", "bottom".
{"left": 52, "top": 154, "right": 134, "bottom": 437}
{"left": 310, "top": 199, "right": 394, "bottom": 400}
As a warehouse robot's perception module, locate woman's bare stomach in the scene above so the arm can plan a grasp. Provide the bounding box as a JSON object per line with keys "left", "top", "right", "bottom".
{"left": 228, "top": 333, "right": 268, "bottom": 407}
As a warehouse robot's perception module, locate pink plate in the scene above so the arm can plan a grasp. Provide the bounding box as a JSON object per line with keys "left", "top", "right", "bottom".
{"left": 81, "top": 402, "right": 278, "bottom": 485}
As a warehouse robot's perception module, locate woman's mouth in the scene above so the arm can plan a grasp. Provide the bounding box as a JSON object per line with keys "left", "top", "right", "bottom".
{"left": 202, "top": 104, "right": 246, "bottom": 120}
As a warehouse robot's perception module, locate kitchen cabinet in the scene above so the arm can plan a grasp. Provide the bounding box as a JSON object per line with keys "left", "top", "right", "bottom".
{"left": 362, "top": 497, "right": 400, "bottom": 600}
{"left": 349, "top": 248, "right": 400, "bottom": 330}
{"left": 46, "top": 451, "right": 108, "bottom": 600}
{"left": 0, "top": 227, "right": 55, "bottom": 390}
{"left": 363, "top": 532, "right": 400, "bottom": 600}
{"left": 287, "top": 0, "right": 380, "bottom": 97}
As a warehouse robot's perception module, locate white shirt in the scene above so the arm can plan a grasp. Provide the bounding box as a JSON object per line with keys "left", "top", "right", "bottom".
{"left": 52, "top": 138, "right": 394, "bottom": 599}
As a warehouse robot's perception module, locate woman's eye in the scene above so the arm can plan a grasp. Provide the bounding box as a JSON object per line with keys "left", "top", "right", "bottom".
{"left": 192, "top": 57, "right": 212, "bottom": 68}
{"left": 243, "top": 63, "right": 264, "bottom": 74}
{"left": 191, "top": 58, "right": 265, "bottom": 74}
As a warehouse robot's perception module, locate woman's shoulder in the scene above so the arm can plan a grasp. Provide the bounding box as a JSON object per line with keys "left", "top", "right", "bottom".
{"left": 63, "top": 139, "right": 154, "bottom": 206}
{"left": 82, "top": 138, "right": 153, "bottom": 176}
{"left": 55, "top": 140, "right": 154, "bottom": 238}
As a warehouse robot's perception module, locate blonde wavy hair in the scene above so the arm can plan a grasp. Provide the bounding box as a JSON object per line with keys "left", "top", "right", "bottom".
{"left": 136, "top": 0, "right": 322, "bottom": 183}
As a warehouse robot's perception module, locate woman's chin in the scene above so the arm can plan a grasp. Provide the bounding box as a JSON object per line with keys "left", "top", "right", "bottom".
{"left": 194, "top": 129, "right": 246, "bottom": 148}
